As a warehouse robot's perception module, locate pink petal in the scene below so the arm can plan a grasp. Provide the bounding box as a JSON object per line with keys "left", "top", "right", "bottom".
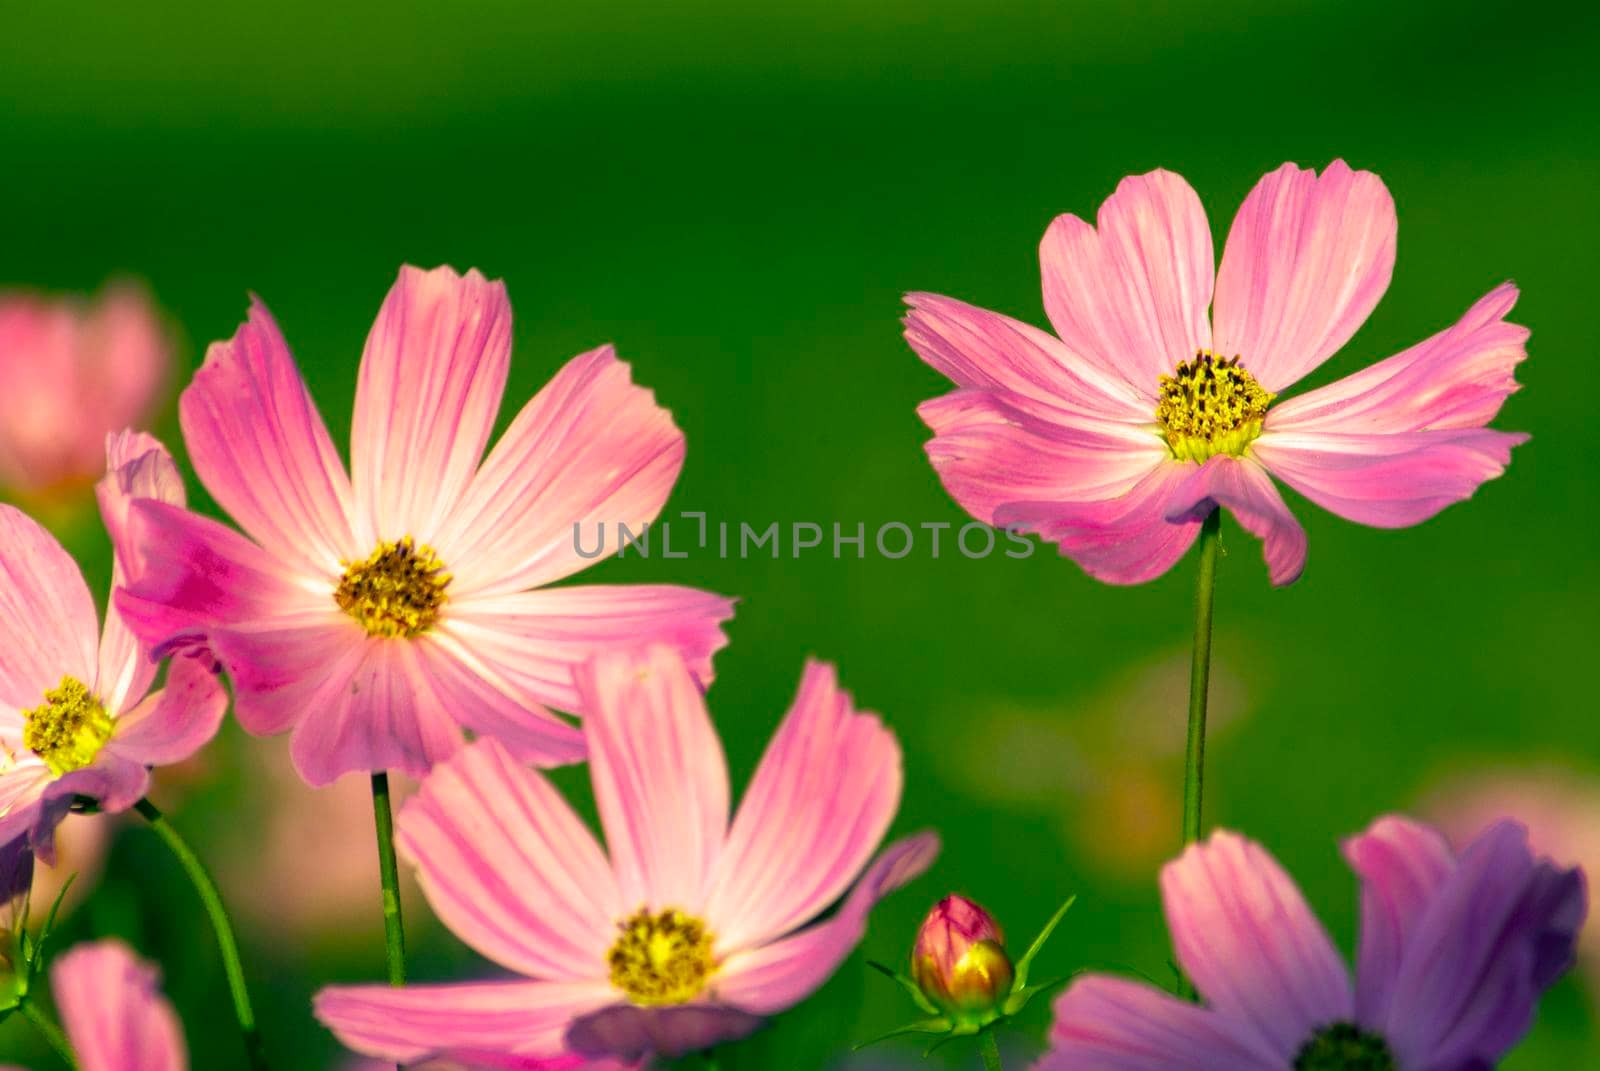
{"left": 410, "top": 636, "right": 587, "bottom": 768}
{"left": 574, "top": 647, "right": 729, "bottom": 911}
{"left": 116, "top": 499, "right": 319, "bottom": 650}
{"left": 0, "top": 765, "right": 50, "bottom": 857}
{"left": 286, "top": 636, "right": 465, "bottom": 785}
{"left": 994, "top": 460, "right": 1201, "bottom": 585}
{"left": 1341, "top": 815, "right": 1457, "bottom": 1028}
{"left": 103, "top": 651, "right": 227, "bottom": 768}
{"left": 52, "top": 940, "right": 187, "bottom": 1071}
{"left": 713, "top": 831, "right": 939, "bottom": 1015}
{"left": 396, "top": 737, "right": 620, "bottom": 980}
{"left": 432, "top": 346, "right": 685, "bottom": 597}
{"left": 440, "top": 584, "right": 734, "bottom": 716}
{"left": 44, "top": 751, "right": 150, "bottom": 821}
{"left": 1039, "top": 975, "right": 1281, "bottom": 1071}
{"left": 315, "top": 979, "right": 615, "bottom": 1065}
{"left": 1266, "top": 283, "right": 1527, "bottom": 435}
{"left": 1383, "top": 821, "right": 1587, "bottom": 1069}
{"left": 903, "top": 293, "right": 1150, "bottom": 419}
{"left": 206, "top": 620, "right": 365, "bottom": 737}
{"left": 0, "top": 505, "right": 99, "bottom": 710}
{"left": 180, "top": 295, "right": 357, "bottom": 578}
{"left": 565, "top": 1004, "right": 765, "bottom": 1061}
{"left": 1251, "top": 427, "right": 1525, "bottom": 529}
{"left": 703, "top": 660, "right": 902, "bottom": 953}
{"left": 351, "top": 265, "right": 512, "bottom": 545}
{"left": 919, "top": 388, "right": 1168, "bottom": 526}
{"left": 1212, "top": 160, "right": 1397, "bottom": 392}
{"left": 1039, "top": 169, "right": 1214, "bottom": 393}
{"left": 95, "top": 430, "right": 186, "bottom": 713}
{"left": 1165, "top": 456, "right": 1307, "bottom": 586}
{"left": 1160, "top": 830, "right": 1352, "bottom": 1059}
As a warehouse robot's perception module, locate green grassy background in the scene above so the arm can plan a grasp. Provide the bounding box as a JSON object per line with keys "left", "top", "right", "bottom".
{"left": 3, "top": 1, "right": 1597, "bottom": 1066}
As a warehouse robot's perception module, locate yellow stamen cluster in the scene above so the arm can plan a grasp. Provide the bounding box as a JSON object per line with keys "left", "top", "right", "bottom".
{"left": 608, "top": 908, "right": 716, "bottom": 1005}
{"left": 23, "top": 676, "right": 113, "bottom": 776}
{"left": 1155, "top": 350, "right": 1276, "bottom": 462}
{"left": 334, "top": 537, "right": 450, "bottom": 638}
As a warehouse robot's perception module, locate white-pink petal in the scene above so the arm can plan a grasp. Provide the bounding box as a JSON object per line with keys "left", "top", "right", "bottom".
{"left": 0, "top": 505, "right": 99, "bottom": 711}
{"left": 52, "top": 940, "right": 187, "bottom": 1071}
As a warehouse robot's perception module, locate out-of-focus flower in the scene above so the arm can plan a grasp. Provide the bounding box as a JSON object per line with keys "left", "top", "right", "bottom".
{"left": 910, "top": 896, "right": 1013, "bottom": 1021}
{"left": 1041, "top": 816, "right": 1586, "bottom": 1070}
{"left": 907, "top": 161, "right": 1527, "bottom": 586}
{"left": 1422, "top": 764, "right": 1600, "bottom": 1008}
{"left": 22, "top": 813, "right": 110, "bottom": 929}
{"left": 0, "top": 939, "right": 188, "bottom": 1071}
{"left": 118, "top": 264, "right": 734, "bottom": 787}
{"left": 0, "top": 284, "right": 169, "bottom": 504}
{"left": 316, "top": 646, "right": 938, "bottom": 1066}
{"left": 0, "top": 434, "right": 225, "bottom": 861}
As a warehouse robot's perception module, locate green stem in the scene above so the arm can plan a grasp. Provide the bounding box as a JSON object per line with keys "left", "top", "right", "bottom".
{"left": 22, "top": 999, "right": 77, "bottom": 1069}
{"left": 1182, "top": 509, "right": 1221, "bottom": 847}
{"left": 134, "top": 797, "right": 267, "bottom": 1071}
{"left": 370, "top": 772, "right": 407, "bottom": 986}
{"left": 979, "top": 1031, "right": 1003, "bottom": 1071}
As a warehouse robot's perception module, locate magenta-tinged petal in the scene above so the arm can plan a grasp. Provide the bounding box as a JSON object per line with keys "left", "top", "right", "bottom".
{"left": 116, "top": 499, "right": 318, "bottom": 649}
{"left": 1251, "top": 427, "right": 1525, "bottom": 529}
{"left": 1267, "top": 283, "right": 1527, "bottom": 435}
{"left": 410, "top": 636, "right": 587, "bottom": 768}
{"left": 351, "top": 265, "right": 512, "bottom": 545}
{"left": 903, "top": 293, "right": 1150, "bottom": 419}
{"left": 1039, "top": 169, "right": 1214, "bottom": 393}
{"left": 180, "top": 295, "right": 357, "bottom": 577}
{"left": 0, "top": 505, "right": 99, "bottom": 710}
{"left": 1038, "top": 975, "right": 1281, "bottom": 1071}
{"left": 95, "top": 431, "right": 185, "bottom": 712}
{"left": 1166, "top": 456, "right": 1307, "bottom": 586}
{"left": 575, "top": 647, "right": 729, "bottom": 911}
{"left": 206, "top": 620, "right": 365, "bottom": 737}
{"left": 286, "top": 637, "right": 465, "bottom": 785}
{"left": 52, "top": 940, "right": 187, "bottom": 1071}
{"left": 714, "top": 831, "right": 939, "bottom": 1015}
{"left": 703, "top": 660, "right": 902, "bottom": 953}
{"left": 315, "top": 979, "right": 615, "bottom": 1065}
{"left": 919, "top": 388, "right": 1169, "bottom": 527}
{"left": 396, "top": 737, "right": 620, "bottom": 980}
{"left": 565, "top": 1003, "right": 765, "bottom": 1061}
{"left": 103, "top": 652, "right": 227, "bottom": 768}
{"left": 439, "top": 584, "right": 734, "bottom": 717}
{"left": 995, "top": 460, "right": 1201, "bottom": 586}
{"left": 1382, "top": 821, "right": 1587, "bottom": 1069}
{"left": 1161, "top": 830, "right": 1352, "bottom": 1059}
{"left": 1212, "top": 161, "right": 1396, "bottom": 392}
{"left": 432, "top": 346, "right": 685, "bottom": 597}
{"left": 44, "top": 751, "right": 150, "bottom": 820}
{"left": 0, "top": 764, "right": 50, "bottom": 857}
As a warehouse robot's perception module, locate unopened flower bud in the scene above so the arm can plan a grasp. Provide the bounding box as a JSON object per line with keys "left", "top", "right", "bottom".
{"left": 911, "top": 895, "right": 1014, "bottom": 1020}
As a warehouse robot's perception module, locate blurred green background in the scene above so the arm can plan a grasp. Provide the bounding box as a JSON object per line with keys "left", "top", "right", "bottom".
{"left": 3, "top": 0, "right": 1598, "bottom": 1066}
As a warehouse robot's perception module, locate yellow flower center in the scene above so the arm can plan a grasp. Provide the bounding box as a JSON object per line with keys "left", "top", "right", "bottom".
{"left": 334, "top": 537, "right": 451, "bottom": 638}
{"left": 607, "top": 908, "right": 716, "bottom": 1005}
{"left": 23, "top": 676, "right": 113, "bottom": 776}
{"left": 1155, "top": 350, "right": 1276, "bottom": 463}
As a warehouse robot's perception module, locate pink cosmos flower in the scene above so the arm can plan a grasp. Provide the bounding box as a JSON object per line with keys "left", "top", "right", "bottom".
{"left": 907, "top": 161, "right": 1527, "bottom": 585}
{"left": 0, "top": 940, "right": 187, "bottom": 1071}
{"left": 116, "top": 264, "right": 734, "bottom": 785}
{"left": 1039, "top": 816, "right": 1586, "bottom": 1070}
{"left": 0, "top": 284, "right": 169, "bottom": 501}
{"left": 315, "top": 646, "right": 939, "bottom": 1066}
{"left": 0, "top": 433, "right": 225, "bottom": 860}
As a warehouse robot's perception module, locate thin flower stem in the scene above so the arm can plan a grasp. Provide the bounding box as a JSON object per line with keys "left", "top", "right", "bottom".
{"left": 133, "top": 797, "right": 267, "bottom": 1071}
{"left": 980, "top": 1031, "right": 1004, "bottom": 1071}
{"left": 22, "top": 998, "right": 78, "bottom": 1069}
{"left": 370, "top": 772, "right": 407, "bottom": 986}
{"left": 1181, "top": 509, "right": 1222, "bottom": 848}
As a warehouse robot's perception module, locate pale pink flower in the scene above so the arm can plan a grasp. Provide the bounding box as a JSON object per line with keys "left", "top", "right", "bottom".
{"left": 0, "top": 284, "right": 169, "bottom": 500}
{"left": 1040, "top": 816, "right": 1586, "bottom": 1070}
{"left": 117, "top": 264, "right": 734, "bottom": 785}
{"left": 0, "top": 940, "right": 189, "bottom": 1071}
{"left": 0, "top": 433, "right": 225, "bottom": 860}
{"left": 908, "top": 161, "right": 1527, "bottom": 585}
{"left": 315, "top": 646, "right": 939, "bottom": 1066}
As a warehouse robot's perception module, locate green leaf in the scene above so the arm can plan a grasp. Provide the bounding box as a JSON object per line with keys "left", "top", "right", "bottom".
{"left": 852, "top": 1016, "right": 953, "bottom": 1050}
{"left": 867, "top": 958, "right": 939, "bottom": 1016}
{"left": 1011, "top": 894, "right": 1075, "bottom": 992}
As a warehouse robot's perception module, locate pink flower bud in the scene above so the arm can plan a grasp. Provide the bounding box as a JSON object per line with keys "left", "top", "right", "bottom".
{"left": 911, "top": 895, "right": 1015, "bottom": 1019}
